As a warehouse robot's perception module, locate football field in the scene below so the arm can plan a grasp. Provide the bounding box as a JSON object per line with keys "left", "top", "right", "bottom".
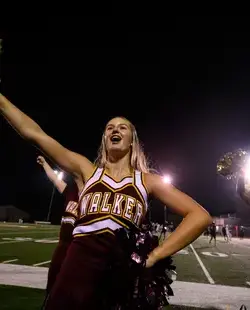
{"left": 0, "top": 223, "right": 250, "bottom": 309}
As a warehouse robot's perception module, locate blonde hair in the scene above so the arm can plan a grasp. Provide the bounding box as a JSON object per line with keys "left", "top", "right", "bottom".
{"left": 95, "top": 117, "right": 150, "bottom": 173}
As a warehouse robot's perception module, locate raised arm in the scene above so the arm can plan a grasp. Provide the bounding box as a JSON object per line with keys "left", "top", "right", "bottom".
{"left": 0, "top": 94, "right": 94, "bottom": 181}
{"left": 37, "top": 156, "right": 66, "bottom": 193}
{"left": 145, "top": 173, "right": 212, "bottom": 267}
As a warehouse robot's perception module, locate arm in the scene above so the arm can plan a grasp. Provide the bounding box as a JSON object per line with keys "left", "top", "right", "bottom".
{"left": 145, "top": 173, "right": 212, "bottom": 267}
{"left": 0, "top": 94, "right": 94, "bottom": 181}
{"left": 74, "top": 175, "right": 84, "bottom": 194}
{"left": 37, "top": 156, "right": 66, "bottom": 193}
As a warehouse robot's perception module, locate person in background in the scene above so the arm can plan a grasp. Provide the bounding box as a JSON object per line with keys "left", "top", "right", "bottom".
{"left": 239, "top": 226, "right": 245, "bottom": 239}
{"left": 37, "top": 156, "right": 83, "bottom": 304}
{"left": 209, "top": 222, "right": 216, "bottom": 245}
{"left": 225, "top": 224, "right": 231, "bottom": 243}
{"left": 222, "top": 226, "right": 227, "bottom": 241}
{"left": 159, "top": 222, "right": 169, "bottom": 241}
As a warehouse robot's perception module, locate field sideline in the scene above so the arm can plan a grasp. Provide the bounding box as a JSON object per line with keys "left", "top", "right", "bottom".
{"left": 0, "top": 223, "right": 250, "bottom": 309}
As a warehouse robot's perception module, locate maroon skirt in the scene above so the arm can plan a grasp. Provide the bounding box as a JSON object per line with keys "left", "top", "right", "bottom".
{"left": 44, "top": 233, "right": 116, "bottom": 310}
{"left": 46, "top": 241, "right": 70, "bottom": 294}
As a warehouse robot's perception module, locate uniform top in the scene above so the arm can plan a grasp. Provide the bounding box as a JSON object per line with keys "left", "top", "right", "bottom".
{"left": 60, "top": 183, "right": 79, "bottom": 242}
{"left": 73, "top": 167, "right": 149, "bottom": 237}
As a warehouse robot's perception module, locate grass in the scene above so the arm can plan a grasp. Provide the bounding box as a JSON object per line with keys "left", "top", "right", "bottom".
{"left": 0, "top": 285, "right": 45, "bottom": 310}
{"left": 0, "top": 223, "right": 250, "bottom": 309}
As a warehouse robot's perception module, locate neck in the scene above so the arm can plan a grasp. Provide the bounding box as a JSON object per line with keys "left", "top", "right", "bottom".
{"left": 106, "top": 152, "right": 132, "bottom": 177}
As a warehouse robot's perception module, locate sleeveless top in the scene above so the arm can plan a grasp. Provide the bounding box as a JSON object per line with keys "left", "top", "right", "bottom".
{"left": 73, "top": 167, "right": 148, "bottom": 237}
{"left": 59, "top": 183, "right": 79, "bottom": 242}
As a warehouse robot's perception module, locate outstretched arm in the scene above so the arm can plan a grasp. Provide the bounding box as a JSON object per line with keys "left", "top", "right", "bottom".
{"left": 37, "top": 156, "right": 66, "bottom": 193}
{"left": 0, "top": 94, "right": 94, "bottom": 182}
{"left": 145, "top": 174, "right": 212, "bottom": 267}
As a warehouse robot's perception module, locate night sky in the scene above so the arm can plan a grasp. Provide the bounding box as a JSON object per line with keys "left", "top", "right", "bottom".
{"left": 1, "top": 23, "right": 250, "bottom": 223}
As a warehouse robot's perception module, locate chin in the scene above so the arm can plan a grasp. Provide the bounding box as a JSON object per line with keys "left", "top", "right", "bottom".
{"left": 108, "top": 146, "right": 130, "bottom": 158}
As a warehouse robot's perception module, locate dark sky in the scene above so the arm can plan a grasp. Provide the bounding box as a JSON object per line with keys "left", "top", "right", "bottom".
{"left": 1, "top": 22, "right": 250, "bottom": 223}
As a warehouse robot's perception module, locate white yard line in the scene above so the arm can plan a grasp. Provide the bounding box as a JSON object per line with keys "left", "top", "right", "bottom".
{"left": 0, "top": 237, "right": 58, "bottom": 245}
{"left": 33, "top": 260, "right": 51, "bottom": 267}
{"left": 0, "top": 240, "right": 29, "bottom": 245}
{"left": 170, "top": 280, "right": 250, "bottom": 309}
{"left": 0, "top": 230, "right": 58, "bottom": 235}
{"left": 2, "top": 259, "right": 18, "bottom": 264}
{"left": 189, "top": 244, "right": 215, "bottom": 284}
{"left": 1, "top": 264, "right": 249, "bottom": 308}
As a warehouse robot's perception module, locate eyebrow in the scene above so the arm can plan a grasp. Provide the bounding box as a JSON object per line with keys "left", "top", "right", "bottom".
{"left": 106, "top": 123, "right": 129, "bottom": 128}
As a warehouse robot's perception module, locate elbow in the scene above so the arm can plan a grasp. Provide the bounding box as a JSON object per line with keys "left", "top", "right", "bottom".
{"left": 198, "top": 209, "right": 213, "bottom": 227}
{"left": 187, "top": 208, "right": 212, "bottom": 228}
{"left": 206, "top": 213, "right": 213, "bottom": 226}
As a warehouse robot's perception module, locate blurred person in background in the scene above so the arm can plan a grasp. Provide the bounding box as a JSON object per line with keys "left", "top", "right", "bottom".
{"left": 37, "top": 156, "right": 83, "bottom": 307}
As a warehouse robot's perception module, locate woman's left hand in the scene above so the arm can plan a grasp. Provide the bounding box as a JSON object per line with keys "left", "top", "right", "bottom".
{"left": 145, "top": 252, "right": 158, "bottom": 268}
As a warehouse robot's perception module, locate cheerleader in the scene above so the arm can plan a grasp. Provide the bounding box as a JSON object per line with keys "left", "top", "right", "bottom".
{"left": 0, "top": 93, "right": 212, "bottom": 309}
{"left": 37, "top": 156, "right": 83, "bottom": 305}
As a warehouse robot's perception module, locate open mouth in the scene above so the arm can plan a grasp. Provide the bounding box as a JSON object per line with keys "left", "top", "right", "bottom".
{"left": 110, "top": 135, "right": 122, "bottom": 143}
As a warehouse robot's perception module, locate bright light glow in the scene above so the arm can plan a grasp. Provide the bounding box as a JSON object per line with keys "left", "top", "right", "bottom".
{"left": 163, "top": 175, "right": 172, "bottom": 184}
{"left": 58, "top": 172, "right": 63, "bottom": 180}
{"left": 244, "top": 157, "right": 250, "bottom": 180}
{"left": 54, "top": 170, "right": 63, "bottom": 180}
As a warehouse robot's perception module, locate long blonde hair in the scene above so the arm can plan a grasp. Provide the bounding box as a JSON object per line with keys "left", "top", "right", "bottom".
{"left": 95, "top": 117, "right": 150, "bottom": 173}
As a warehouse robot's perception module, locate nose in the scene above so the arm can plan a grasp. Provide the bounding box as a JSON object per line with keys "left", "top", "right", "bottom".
{"left": 112, "top": 128, "right": 119, "bottom": 135}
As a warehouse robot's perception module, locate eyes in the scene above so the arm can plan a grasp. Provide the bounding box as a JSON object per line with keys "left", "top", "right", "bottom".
{"left": 106, "top": 124, "right": 129, "bottom": 132}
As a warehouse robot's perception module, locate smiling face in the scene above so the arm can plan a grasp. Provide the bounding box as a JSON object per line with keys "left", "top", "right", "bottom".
{"left": 104, "top": 117, "right": 133, "bottom": 159}
{"left": 95, "top": 117, "right": 149, "bottom": 173}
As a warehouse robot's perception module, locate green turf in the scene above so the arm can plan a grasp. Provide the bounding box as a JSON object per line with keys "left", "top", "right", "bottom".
{"left": 193, "top": 237, "right": 250, "bottom": 287}
{"left": 0, "top": 285, "right": 220, "bottom": 310}
{"left": 0, "top": 241, "right": 57, "bottom": 265}
{"left": 1, "top": 225, "right": 250, "bottom": 287}
{"left": 0, "top": 285, "right": 45, "bottom": 310}
{"left": 173, "top": 248, "right": 209, "bottom": 283}
{"left": 0, "top": 224, "right": 59, "bottom": 265}
{"left": 1, "top": 223, "right": 250, "bottom": 309}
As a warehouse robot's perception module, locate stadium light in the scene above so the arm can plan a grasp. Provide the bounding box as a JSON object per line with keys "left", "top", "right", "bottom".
{"left": 163, "top": 175, "right": 172, "bottom": 184}
{"left": 244, "top": 158, "right": 250, "bottom": 181}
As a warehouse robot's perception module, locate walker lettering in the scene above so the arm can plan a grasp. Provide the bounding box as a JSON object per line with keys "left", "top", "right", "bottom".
{"left": 79, "top": 192, "right": 143, "bottom": 225}
{"left": 65, "top": 201, "right": 78, "bottom": 217}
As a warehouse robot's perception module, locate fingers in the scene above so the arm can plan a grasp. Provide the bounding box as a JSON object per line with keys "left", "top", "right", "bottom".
{"left": 37, "top": 155, "right": 45, "bottom": 165}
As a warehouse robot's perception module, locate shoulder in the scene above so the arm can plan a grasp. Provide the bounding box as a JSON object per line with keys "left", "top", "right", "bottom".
{"left": 74, "top": 153, "right": 96, "bottom": 182}
{"left": 83, "top": 165, "right": 104, "bottom": 184}
{"left": 143, "top": 173, "right": 164, "bottom": 194}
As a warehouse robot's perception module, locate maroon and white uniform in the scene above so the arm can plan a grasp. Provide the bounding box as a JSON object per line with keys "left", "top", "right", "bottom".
{"left": 46, "top": 183, "right": 79, "bottom": 294}
{"left": 45, "top": 167, "right": 148, "bottom": 309}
